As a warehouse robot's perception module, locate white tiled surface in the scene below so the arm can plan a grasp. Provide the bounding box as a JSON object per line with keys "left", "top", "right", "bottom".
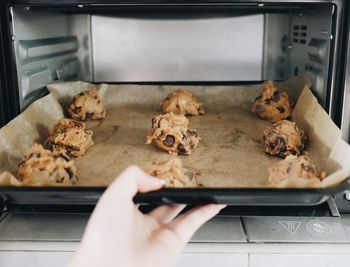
{"left": 249, "top": 254, "right": 350, "bottom": 267}
{"left": 1, "top": 251, "right": 350, "bottom": 267}
{"left": 0, "top": 252, "right": 73, "bottom": 267}
{"left": 174, "top": 253, "right": 248, "bottom": 267}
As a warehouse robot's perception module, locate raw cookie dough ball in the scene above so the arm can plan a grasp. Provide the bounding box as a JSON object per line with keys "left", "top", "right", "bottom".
{"left": 17, "top": 144, "right": 77, "bottom": 186}
{"left": 263, "top": 120, "right": 307, "bottom": 158}
{"left": 45, "top": 118, "right": 94, "bottom": 157}
{"left": 146, "top": 113, "right": 200, "bottom": 155}
{"left": 68, "top": 89, "right": 106, "bottom": 120}
{"left": 161, "top": 89, "right": 205, "bottom": 116}
{"left": 252, "top": 81, "right": 293, "bottom": 122}
{"left": 145, "top": 158, "right": 198, "bottom": 187}
{"left": 0, "top": 171, "right": 17, "bottom": 186}
{"left": 268, "top": 155, "right": 326, "bottom": 188}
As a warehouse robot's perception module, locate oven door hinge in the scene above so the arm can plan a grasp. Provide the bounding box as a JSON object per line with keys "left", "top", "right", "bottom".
{"left": 327, "top": 197, "right": 340, "bottom": 217}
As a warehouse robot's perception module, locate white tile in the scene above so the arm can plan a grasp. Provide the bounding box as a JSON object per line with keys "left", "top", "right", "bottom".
{"left": 174, "top": 253, "right": 248, "bottom": 267}
{"left": 0, "top": 251, "right": 73, "bottom": 267}
{"left": 249, "top": 254, "right": 350, "bottom": 267}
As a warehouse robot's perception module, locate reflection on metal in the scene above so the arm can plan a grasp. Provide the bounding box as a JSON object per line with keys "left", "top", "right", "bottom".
{"left": 92, "top": 14, "right": 264, "bottom": 82}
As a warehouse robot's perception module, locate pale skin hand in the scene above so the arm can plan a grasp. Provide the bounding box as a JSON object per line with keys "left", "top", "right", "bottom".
{"left": 68, "top": 165, "right": 226, "bottom": 267}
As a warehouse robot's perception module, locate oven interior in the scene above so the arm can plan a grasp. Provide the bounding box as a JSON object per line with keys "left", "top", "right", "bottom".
{"left": 9, "top": 4, "right": 335, "bottom": 111}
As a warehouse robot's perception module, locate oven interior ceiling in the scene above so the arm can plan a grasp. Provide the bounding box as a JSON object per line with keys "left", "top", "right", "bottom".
{"left": 10, "top": 4, "right": 333, "bottom": 110}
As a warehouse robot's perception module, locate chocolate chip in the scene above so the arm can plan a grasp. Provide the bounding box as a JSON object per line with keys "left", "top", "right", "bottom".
{"left": 73, "top": 121, "right": 83, "bottom": 128}
{"left": 255, "top": 104, "right": 265, "bottom": 112}
{"left": 185, "top": 171, "right": 195, "bottom": 181}
{"left": 67, "top": 145, "right": 80, "bottom": 152}
{"left": 60, "top": 153, "right": 71, "bottom": 162}
{"left": 97, "top": 100, "right": 101, "bottom": 104}
{"left": 94, "top": 96, "right": 98, "bottom": 99}
{"left": 277, "top": 106, "right": 285, "bottom": 113}
{"left": 86, "top": 112, "right": 94, "bottom": 119}
{"left": 163, "top": 135, "right": 175, "bottom": 146}
{"left": 177, "top": 144, "right": 187, "bottom": 154}
{"left": 272, "top": 91, "right": 280, "bottom": 102}
{"left": 73, "top": 106, "right": 82, "bottom": 114}
{"left": 276, "top": 136, "right": 285, "bottom": 146}
{"left": 254, "top": 95, "right": 262, "bottom": 101}
{"left": 79, "top": 92, "right": 85, "bottom": 96}
{"left": 298, "top": 145, "right": 304, "bottom": 152}
{"left": 187, "top": 129, "right": 197, "bottom": 137}
{"left": 65, "top": 167, "right": 74, "bottom": 179}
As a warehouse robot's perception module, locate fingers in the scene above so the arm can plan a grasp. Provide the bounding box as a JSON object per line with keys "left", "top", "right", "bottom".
{"left": 148, "top": 204, "right": 186, "bottom": 224}
{"left": 102, "top": 165, "right": 165, "bottom": 203}
{"left": 167, "top": 204, "right": 226, "bottom": 244}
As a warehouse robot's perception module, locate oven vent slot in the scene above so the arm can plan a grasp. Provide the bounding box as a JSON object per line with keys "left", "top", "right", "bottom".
{"left": 18, "top": 36, "right": 78, "bottom": 64}
{"left": 292, "top": 25, "right": 307, "bottom": 44}
{"left": 21, "top": 66, "right": 52, "bottom": 108}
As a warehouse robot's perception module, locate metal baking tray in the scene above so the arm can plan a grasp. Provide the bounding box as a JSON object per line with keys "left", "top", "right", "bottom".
{"left": 0, "top": 178, "right": 349, "bottom": 207}
{"left": 1, "top": 80, "right": 350, "bottom": 207}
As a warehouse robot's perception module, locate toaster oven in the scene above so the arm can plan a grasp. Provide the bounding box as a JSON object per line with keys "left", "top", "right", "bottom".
{"left": 1, "top": 2, "right": 350, "bottom": 266}
{"left": 0, "top": 0, "right": 350, "bottom": 208}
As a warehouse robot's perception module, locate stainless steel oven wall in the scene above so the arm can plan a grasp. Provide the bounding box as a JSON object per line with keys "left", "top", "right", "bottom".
{"left": 289, "top": 5, "right": 333, "bottom": 108}
{"left": 92, "top": 13, "right": 264, "bottom": 82}
{"left": 263, "top": 5, "right": 334, "bottom": 107}
{"left": 11, "top": 7, "right": 92, "bottom": 110}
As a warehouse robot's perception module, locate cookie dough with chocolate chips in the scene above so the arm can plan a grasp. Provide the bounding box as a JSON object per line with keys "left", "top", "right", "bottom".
{"left": 17, "top": 144, "right": 77, "bottom": 186}
{"left": 68, "top": 89, "right": 106, "bottom": 120}
{"left": 252, "top": 81, "right": 293, "bottom": 122}
{"left": 268, "top": 155, "right": 326, "bottom": 188}
{"left": 161, "top": 89, "right": 205, "bottom": 116}
{"left": 45, "top": 118, "right": 94, "bottom": 157}
{"left": 145, "top": 158, "right": 198, "bottom": 187}
{"left": 146, "top": 113, "right": 200, "bottom": 155}
{"left": 263, "top": 120, "right": 307, "bottom": 158}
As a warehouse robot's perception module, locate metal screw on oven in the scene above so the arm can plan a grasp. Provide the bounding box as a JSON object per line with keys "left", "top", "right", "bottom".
{"left": 11, "top": 35, "right": 15, "bottom": 41}
{"left": 24, "top": 6, "right": 30, "bottom": 11}
{"left": 329, "top": 35, "right": 334, "bottom": 40}
{"left": 77, "top": 4, "right": 84, "bottom": 8}
{"left": 257, "top": 3, "right": 264, "bottom": 7}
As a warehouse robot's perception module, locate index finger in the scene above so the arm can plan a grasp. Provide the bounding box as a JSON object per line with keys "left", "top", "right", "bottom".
{"left": 101, "top": 165, "right": 165, "bottom": 204}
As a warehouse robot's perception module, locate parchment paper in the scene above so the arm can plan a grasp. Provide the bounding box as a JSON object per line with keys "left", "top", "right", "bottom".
{"left": 1, "top": 75, "right": 350, "bottom": 188}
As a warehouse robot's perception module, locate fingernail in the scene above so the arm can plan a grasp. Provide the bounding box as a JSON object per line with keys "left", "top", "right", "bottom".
{"left": 150, "top": 176, "right": 166, "bottom": 185}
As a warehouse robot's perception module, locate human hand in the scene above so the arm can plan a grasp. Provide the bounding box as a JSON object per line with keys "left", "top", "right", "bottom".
{"left": 68, "top": 165, "right": 225, "bottom": 267}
